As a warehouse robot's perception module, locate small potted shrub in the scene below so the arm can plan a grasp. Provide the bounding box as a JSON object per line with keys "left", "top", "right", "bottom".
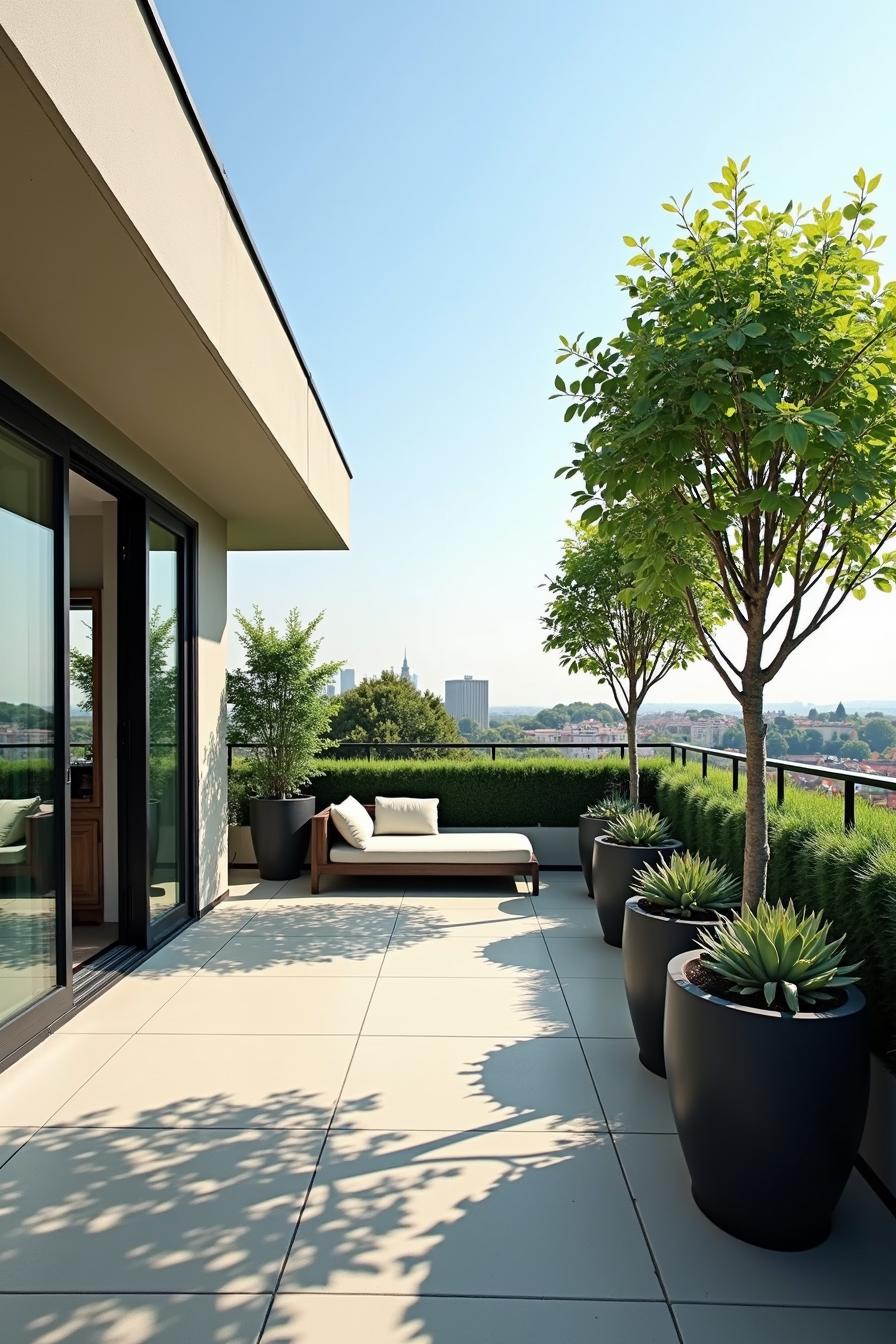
{"left": 665, "top": 901, "right": 868, "bottom": 1250}
{"left": 592, "top": 808, "right": 681, "bottom": 946}
{"left": 622, "top": 852, "right": 739, "bottom": 1076}
{"left": 578, "top": 796, "right": 634, "bottom": 897}
{"left": 228, "top": 607, "right": 341, "bottom": 881}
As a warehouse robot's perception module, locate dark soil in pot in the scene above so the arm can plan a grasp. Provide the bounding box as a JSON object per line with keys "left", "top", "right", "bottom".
{"left": 249, "top": 795, "right": 316, "bottom": 881}
{"left": 664, "top": 950, "right": 869, "bottom": 1251}
{"left": 578, "top": 815, "right": 613, "bottom": 897}
{"left": 592, "top": 837, "right": 682, "bottom": 946}
{"left": 621, "top": 898, "right": 722, "bottom": 1077}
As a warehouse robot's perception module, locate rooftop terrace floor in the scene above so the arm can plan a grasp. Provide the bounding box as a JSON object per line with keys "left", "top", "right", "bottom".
{"left": 0, "top": 869, "right": 895, "bottom": 1342}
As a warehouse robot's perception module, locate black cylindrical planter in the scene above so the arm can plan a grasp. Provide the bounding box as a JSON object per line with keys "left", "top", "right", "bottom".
{"left": 249, "top": 795, "right": 317, "bottom": 881}
{"left": 621, "top": 899, "right": 718, "bottom": 1077}
{"left": 578, "top": 815, "right": 612, "bottom": 897}
{"left": 664, "top": 951, "right": 869, "bottom": 1251}
{"left": 592, "top": 838, "right": 682, "bottom": 947}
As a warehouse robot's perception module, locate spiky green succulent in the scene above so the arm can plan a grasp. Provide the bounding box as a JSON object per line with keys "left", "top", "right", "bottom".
{"left": 585, "top": 796, "right": 635, "bottom": 821}
{"left": 632, "top": 851, "right": 740, "bottom": 916}
{"left": 604, "top": 807, "right": 672, "bottom": 847}
{"left": 696, "top": 900, "right": 861, "bottom": 1014}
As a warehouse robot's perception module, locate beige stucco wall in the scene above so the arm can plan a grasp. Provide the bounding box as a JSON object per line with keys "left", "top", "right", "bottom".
{"left": 0, "top": 334, "right": 229, "bottom": 912}
{"left": 0, "top": 0, "right": 350, "bottom": 550}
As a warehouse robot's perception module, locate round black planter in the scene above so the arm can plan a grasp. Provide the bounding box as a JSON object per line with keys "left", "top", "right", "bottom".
{"left": 621, "top": 898, "right": 719, "bottom": 1077}
{"left": 578, "top": 815, "right": 613, "bottom": 897}
{"left": 664, "top": 951, "right": 869, "bottom": 1251}
{"left": 249, "top": 795, "right": 317, "bottom": 881}
{"left": 592, "top": 838, "right": 682, "bottom": 947}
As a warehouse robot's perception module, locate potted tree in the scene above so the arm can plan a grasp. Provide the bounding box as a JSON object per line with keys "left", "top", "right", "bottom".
{"left": 577, "top": 796, "right": 633, "bottom": 897}
{"left": 621, "top": 851, "right": 739, "bottom": 1075}
{"left": 228, "top": 606, "right": 341, "bottom": 881}
{"left": 556, "top": 161, "right": 896, "bottom": 911}
{"left": 664, "top": 901, "right": 867, "bottom": 1250}
{"left": 592, "top": 807, "right": 681, "bottom": 946}
{"left": 542, "top": 518, "right": 724, "bottom": 807}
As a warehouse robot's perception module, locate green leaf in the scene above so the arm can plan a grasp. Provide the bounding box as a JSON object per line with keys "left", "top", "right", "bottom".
{"left": 554, "top": 375, "right": 566, "bottom": 392}
{"left": 873, "top": 577, "right": 892, "bottom": 593}
{"left": 689, "top": 390, "right": 712, "bottom": 415}
{"left": 726, "top": 330, "right": 746, "bottom": 351}
{"left": 742, "top": 322, "right": 766, "bottom": 338}
{"left": 783, "top": 422, "right": 809, "bottom": 452}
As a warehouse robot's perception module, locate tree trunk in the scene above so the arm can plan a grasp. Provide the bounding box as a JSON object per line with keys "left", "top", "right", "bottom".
{"left": 625, "top": 708, "right": 639, "bottom": 804}
{"left": 740, "top": 678, "right": 769, "bottom": 912}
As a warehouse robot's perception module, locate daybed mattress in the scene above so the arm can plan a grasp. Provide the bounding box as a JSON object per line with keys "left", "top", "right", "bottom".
{"left": 329, "top": 833, "right": 534, "bottom": 864}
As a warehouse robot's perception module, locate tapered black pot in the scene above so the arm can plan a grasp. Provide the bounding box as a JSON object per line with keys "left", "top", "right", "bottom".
{"left": 592, "top": 838, "right": 682, "bottom": 947}
{"left": 578, "top": 815, "right": 613, "bottom": 897}
{"left": 621, "top": 899, "right": 719, "bottom": 1077}
{"left": 249, "top": 795, "right": 316, "bottom": 881}
{"left": 664, "top": 952, "right": 869, "bottom": 1251}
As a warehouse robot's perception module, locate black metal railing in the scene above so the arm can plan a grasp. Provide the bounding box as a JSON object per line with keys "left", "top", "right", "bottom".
{"left": 225, "top": 739, "right": 896, "bottom": 833}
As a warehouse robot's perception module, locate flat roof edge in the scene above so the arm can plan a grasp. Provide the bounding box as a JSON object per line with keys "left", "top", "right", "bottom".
{"left": 136, "top": 0, "right": 352, "bottom": 481}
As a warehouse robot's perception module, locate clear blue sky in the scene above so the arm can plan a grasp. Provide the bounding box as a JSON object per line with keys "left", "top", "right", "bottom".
{"left": 158, "top": 0, "right": 896, "bottom": 709}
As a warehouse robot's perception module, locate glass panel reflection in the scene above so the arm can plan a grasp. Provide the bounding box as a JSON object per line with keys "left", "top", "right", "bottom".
{"left": 148, "top": 522, "right": 182, "bottom": 920}
{"left": 69, "top": 602, "right": 96, "bottom": 802}
{"left": 0, "top": 429, "right": 58, "bottom": 1023}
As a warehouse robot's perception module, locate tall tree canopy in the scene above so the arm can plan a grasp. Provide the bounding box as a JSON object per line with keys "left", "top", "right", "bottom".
{"left": 556, "top": 160, "right": 896, "bottom": 907}
{"left": 329, "top": 671, "right": 461, "bottom": 758}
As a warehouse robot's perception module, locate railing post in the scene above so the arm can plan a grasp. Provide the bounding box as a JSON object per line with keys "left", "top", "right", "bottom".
{"left": 844, "top": 779, "right": 855, "bottom": 831}
{"left": 491, "top": 745, "right": 496, "bottom": 762}
{"left": 619, "top": 744, "right": 625, "bottom": 760}
{"left": 670, "top": 744, "right": 676, "bottom": 764}
{"left": 701, "top": 751, "right": 707, "bottom": 779}
{"left": 777, "top": 765, "right": 785, "bottom": 808}
{"left": 366, "top": 745, "right": 371, "bottom": 762}
{"left": 681, "top": 746, "right": 687, "bottom": 768}
{"left": 732, "top": 758, "right": 739, "bottom": 793}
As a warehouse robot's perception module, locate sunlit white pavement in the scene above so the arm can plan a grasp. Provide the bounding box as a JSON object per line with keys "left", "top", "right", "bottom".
{"left": 0, "top": 868, "right": 894, "bottom": 1343}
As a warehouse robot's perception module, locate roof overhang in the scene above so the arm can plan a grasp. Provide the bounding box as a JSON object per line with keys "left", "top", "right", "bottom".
{"left": 0, "top": 0, "right": 350, "bottom": 550}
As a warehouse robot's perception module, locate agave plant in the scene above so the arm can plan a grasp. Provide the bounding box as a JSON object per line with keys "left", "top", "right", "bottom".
{"left": 632, "top": 851, "right": 740, "bottom": 916}
{"left": 604, "top": 807, "right": 672, "bottom": 847}
{"left": 585, "top": 796, "right": 635, "bottom": 821}
{"left": 696, "top": 900, "right": 861, "bottom": 1013}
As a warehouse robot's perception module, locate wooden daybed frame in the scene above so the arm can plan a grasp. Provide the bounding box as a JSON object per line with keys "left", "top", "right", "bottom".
{"left": 310, "top": 803, "right": 539, "bottom": 894}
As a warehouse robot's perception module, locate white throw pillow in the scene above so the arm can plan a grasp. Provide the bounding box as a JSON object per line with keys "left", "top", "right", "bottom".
{"left": 0, "top": 796, "right": 41, "bottom": 847}
{"left": 374, "top": 796, "right": 439, "bottom": 836}
{"left": 330, "top": 796, "right": 374, "bottom": 849}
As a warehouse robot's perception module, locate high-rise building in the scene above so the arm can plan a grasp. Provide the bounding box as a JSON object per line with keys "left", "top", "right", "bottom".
{"left": 445, "top": 676, "right": 489, "bottom": 731}
{"left": 324, "top": 681, "right": 337, "bottom": 698}
{"left": 340, "top": 668, "right": 355, "bottom": 693}
{"left": 400, "top": 649, "right": 413, "bottom": 683}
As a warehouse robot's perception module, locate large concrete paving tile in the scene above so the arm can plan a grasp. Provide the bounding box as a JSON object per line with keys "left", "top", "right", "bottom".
{"left": 282, "top": 1128, "right": 661, "bottom": 1299}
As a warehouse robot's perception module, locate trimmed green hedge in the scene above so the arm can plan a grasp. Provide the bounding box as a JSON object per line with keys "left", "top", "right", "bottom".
{"left": 656, "top": 764, "right": 896, "bottom": 1065}
{"left": 312, "top": 757, "right": 664, "bottom": 826}
{"left": 229, "top": 756, "right": 665, "bottom": 828}
{"left": 0, "top": 758, "right": 53, "bottom": 801}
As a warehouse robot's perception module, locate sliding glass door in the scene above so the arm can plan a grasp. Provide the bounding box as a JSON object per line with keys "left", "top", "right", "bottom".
{"left": 0, "top": 425, "right": 68, "bottom": 1032}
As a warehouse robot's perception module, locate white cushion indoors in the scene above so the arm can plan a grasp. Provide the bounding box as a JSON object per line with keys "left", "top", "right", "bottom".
{"left": 374, "top": 796, "right": 439, "bottom": 836}
{"left": 0, "top": 797, "right": 40, "bottom": 847}
{"left": 330, "top": 833, "right": 534, "bottom": 864}
{"left": 329, "top": 795, "right": 374, "bottom": 849}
